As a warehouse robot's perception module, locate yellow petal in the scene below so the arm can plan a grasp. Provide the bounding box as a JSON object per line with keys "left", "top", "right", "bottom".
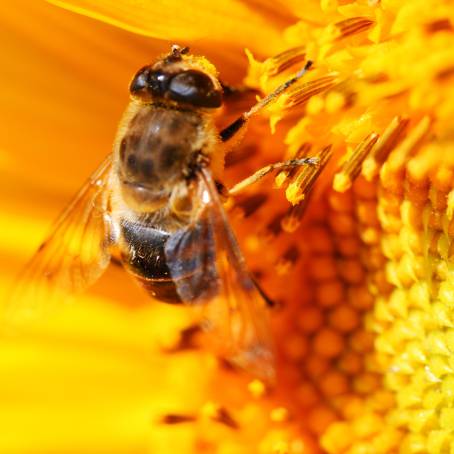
{"left": 47, "top": 0, "right": 288, "bottom": 54}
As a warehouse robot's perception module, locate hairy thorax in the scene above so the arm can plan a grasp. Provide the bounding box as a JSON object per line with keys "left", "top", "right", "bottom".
{"left": 113, "top": 102, "right": 218, "bottom": 214}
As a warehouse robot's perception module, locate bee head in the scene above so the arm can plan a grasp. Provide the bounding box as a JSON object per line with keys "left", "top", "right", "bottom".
{"left": 129, "top": 45, "right": 223, "bottom": 108}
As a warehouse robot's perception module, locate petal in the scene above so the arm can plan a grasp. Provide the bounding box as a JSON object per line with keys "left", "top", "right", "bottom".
{"left": 0, "top": 0, "right": 248, "bottom": 272}
{"left": 0, "top": 1, "right": 165, "bottom": 197}
{"left": 47, "top": 0, "right": 289, "bottom": 54}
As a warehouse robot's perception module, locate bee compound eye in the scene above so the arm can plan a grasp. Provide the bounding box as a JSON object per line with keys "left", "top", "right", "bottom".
{"left": 168, "top": 70, "right": 222, "bottom": 108}
{"left": 130, "top": 67, "right": 170, "bottom": 98}
{"left": 129, "top": 66, "right": 150, "bottom": 95}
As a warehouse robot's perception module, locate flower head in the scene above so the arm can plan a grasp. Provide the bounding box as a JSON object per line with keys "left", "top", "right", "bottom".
{"left": 1, "top": 0, "right": 454, "bottom": 453}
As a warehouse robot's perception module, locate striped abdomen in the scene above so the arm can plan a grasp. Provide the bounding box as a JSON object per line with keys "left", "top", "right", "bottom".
{"left": 119, "top": 218, "right": 218, "bottom": 304}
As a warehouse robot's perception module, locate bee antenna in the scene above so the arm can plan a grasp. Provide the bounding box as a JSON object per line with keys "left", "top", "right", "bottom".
{"left": 169, "top": 44, "right": 190, "bottom": 61}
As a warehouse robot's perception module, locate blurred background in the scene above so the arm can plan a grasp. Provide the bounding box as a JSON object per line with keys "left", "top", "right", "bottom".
{"left": 0, "top": 2, "right": 253, "bottom": 452}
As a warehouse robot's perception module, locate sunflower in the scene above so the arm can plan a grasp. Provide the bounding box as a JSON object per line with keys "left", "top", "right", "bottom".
{"left": 1, "top": 0, "right": 454, "bottom": 453}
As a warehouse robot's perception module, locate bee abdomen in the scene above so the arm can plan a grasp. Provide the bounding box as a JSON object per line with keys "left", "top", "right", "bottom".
{"left": 120, "top": 220, "right": 218, "bottom": 304}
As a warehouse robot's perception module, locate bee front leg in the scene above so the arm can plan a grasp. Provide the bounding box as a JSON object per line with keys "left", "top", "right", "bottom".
{"left": 220, "top": 60, "right": 313, "bottom": 144}
{"left": 220, "top": 81, "right": 257, "bottom": 98}
{"left": 227, "top": 157, "right": 319, "bottom": 196}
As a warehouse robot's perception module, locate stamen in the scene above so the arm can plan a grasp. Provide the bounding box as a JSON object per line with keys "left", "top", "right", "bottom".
{"left": 201, "top": 402, "right": 239, "bottom": 429}
{"left": 284, "top": 75, "right": 339, "bottom": 109}
{"left": 333, "top": 133, "right": 379, "bottom": 192}
{"left": 160, "top": 413, "right": 197, "bottom": 424}
{"left": 362, "top": 116, "right": 409, "bottom": 181}
{"left": 266, "top": 46, "right": 307, "bottom": 77}
{"left": 263, "top": 212, "right": 286, "bottom": 239}
{"left": 381, "top": 116, "right": 432, "bottom": 192}
{"left": 334, "top": 17, "right": 375, "bottom": 40}
{"left": 275, "top": 245, "right": 300, "bottom": 274}
{"left": 286, "top": 145, "right": 333, "bottom": 205}
{"left": 275, "top": 143, "right": 312, "bottom": 188}
{"left": 425, "top": 18, "right": 452, "bottom": 34}
{"left": 234, "top": 193, "right": 268, "bottom": 217}
{"left": 437, "top": 66, "right": 454, "bottom": 80}
{"left": 245, "top": 61, "right": 313, "bottom": 119}
{"left": 281, "top": 197, "right": 311, "bottom": 233}
{"left": 229, "top": 157, "right": 318, "bottom": 196}
{"left": 282, "top": 147, "right": 333, "bottom": 232}
{"left": 163, "top": 324, "right": 202, "bottom": 353}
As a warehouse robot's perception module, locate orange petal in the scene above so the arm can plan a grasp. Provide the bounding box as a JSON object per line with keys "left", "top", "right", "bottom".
{"left": 0, "top": 0, "right": 248, "bottom": 264}
{"left": 47, "top": 0, "right": 288, "bottom": 54}
{"left": 0, "top": 1, "right": 165, "bottom": 197}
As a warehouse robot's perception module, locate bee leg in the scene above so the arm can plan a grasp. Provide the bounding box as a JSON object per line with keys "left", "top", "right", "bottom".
{"left": 219, "top": 115, "right": 249, "bottom": 143}
{"left": 110, "top": 248, "right": 123, "bottom": 268}
{"left": 220, "top": 82, "right": 257, "bottom": 97}
{"left": 220, "top": 60, "right": 313, "bottom": 143}
{"left": 228, "top": 157, "right": 319, "bottom": 196}
{"left": 214, "top": 180, "right": 230, "bottom": 201}
{"left": 111, "top": 256, "right": 123, "bottom": 268}
{"left": 252, "top": 278, "right": 275, "bottom": 308}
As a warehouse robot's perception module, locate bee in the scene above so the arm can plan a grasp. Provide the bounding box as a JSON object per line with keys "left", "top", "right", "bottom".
{"left": 8, "top": 45, "right": 315, "bottom": 380}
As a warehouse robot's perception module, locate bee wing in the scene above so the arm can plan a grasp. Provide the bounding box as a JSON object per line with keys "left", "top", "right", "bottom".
{"left": 5, "top": 155, "right": 114, "bottom": 322}
{"left": 164, "top": 168, "right": 274, "bottom": 381}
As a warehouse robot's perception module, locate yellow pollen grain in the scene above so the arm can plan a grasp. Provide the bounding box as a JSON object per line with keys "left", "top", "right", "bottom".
{"left": 306, "top": 95, "right": 325, "bottom": 115}
{"left": 325, "top": 91, "right": 345, "bottom": 113}
{"left": 321, "top": 422, "right": 353, "bottom": 453}
{"left": 427, "top": 430, "right": 450, "bottom": 454}
{"left": 440, "top": 408, "right": 454, "bottom": 430}
{"left": 356, "top": 200, "right": 379, "bottom": 226}
{"left": 334, "top": 133, "right": 379, "bottom": 193}
{"left": 352, "top": 412, "right": 384, "bottom": 439}
{"left": 270, "top": 407, "right": 290, "bottom": 423}
{"left": 286, "top": 145, "right": 332, "bottom": 204}
{"left": 447, "top": 190, "right": 454, "bottom": 220}
{"left": 339, "top": 396, "right": 365, "bottom": 420}
{"left": 248, "top": 379, "right": 266, "bottom": 398}
{"left": 201, "top": 401, "right": 219, "bottom": 419}
{"left": 272, "top": 440, "right": 290, "bottom": 454}
{"left": 407, "top": 149, "right": 440, "bottom": 185}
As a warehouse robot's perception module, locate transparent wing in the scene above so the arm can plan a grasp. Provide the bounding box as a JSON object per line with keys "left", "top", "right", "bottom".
{"left": 5, "top": 155, "right": 114, "bottom": 322}
{"left": 164, "top": 168, "right": 274, "bottom": 381}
